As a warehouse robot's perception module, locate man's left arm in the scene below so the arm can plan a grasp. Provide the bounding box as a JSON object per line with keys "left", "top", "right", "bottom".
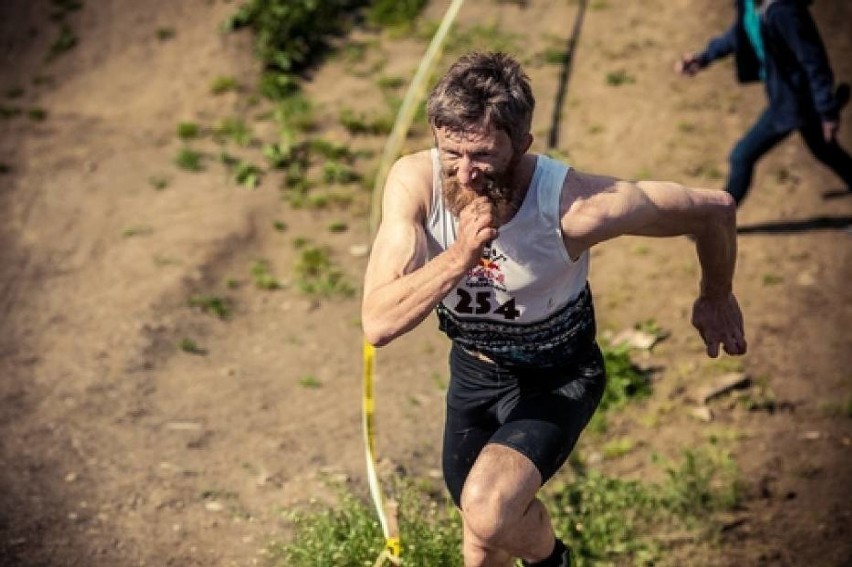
{"left": 562, "top": 172, "right": 747, "bottom": 358}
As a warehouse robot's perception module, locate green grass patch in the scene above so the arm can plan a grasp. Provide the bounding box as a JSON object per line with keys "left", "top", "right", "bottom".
{"left": 605, "top": 69, "right": 635, "bottom": 86}
{"left": 268, "top": 446, "right": 738, "bottom": 567}
{"left": 179, "top": 337, "right": 206, "bottom": 355}
{"left": 188, "top": 295, "right": 232, "bottom": 319}
{"left": 250, "top": 259, "right": 282, "bottom": 290}
{"left": 175, "top": 147, "right": 205, "bottom": 171}
{"left": 210, "top": 75, "right": 240, "bottom": 95}
{"left": 294, "top": 245, "right": 354, "bottom": 298}
{"left": 177, "top": 121, "right": 201, "bottom": 140}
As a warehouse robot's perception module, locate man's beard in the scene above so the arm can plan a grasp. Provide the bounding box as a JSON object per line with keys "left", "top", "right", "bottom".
{"left": 442, "top": 157, "right": 519, "bottom": 218}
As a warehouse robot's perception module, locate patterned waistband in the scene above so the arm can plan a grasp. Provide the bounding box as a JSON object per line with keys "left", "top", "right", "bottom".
{"left": 436, "top": 285, "right": 596, "bottom": 368}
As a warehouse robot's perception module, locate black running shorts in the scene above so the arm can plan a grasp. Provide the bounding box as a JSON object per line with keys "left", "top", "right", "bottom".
{"left": 441, "top": 341, "right": 606, "bottom": 506}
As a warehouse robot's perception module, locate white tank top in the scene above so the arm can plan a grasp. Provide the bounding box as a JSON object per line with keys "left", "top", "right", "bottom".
{"left": 426, "top": 149, "right": 589, "bottom": 324}
{"left": 425, "top": 149, "right": 596, "bottom": 367}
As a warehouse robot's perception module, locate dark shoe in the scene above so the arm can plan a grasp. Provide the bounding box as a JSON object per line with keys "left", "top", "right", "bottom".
{"left": 836, "top": 82, "right": 850, "bottom": 111}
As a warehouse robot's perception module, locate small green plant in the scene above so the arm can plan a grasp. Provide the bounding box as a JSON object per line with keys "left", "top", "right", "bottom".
{"left": 327, "top": 221, "right": 348, "bottom": 233}
{"left": 28, "top": 108, "right": 47, "bottom": 121}
{"left": 367, "top": 0, "right": 428, "bottom": 28}
{"left": 294, "top": 245, "right": 354, "bottom": 298}
{"left": 5, "top": 87, "right": 25, "bottom": 99}
{"left": 605, "top": 69, "right": 634, "bottom": 86}
{"left": 339, "top": 108, "right": 393, "bottom": 136}
{"left": 273, "top": 220, "right": 287, "bottom": 232}
{"left": 298, "top": 375, "right": 322, "bottom": 388}
{"left": 250, "top": 260, "right": 281, "bottom": 290}
{"left": 271, "top": 449, "right": 738, "bottom": 567}
{"left": 309, "top": 138, "right": 354, "bottom": 160}
{"left": 589, "top": 344, "right": 653, "bottom": 432}
{"left": 323, "top": 160, "right": 360, "bottom": 184}
{"left": 122, "top": 225, "right": 153, "bottom": 238}
{"left": 263, "top": 142, "right": 292, "bottom": 168}
{"left": 541, "top": 48, "right": 568, "bottom": 65}
{"left": 156, "top": 27, "right": 175, "bottom": 41}
{"left": 179, "top": 337, "right": 205, "bottom": 355}
{"left": 234, "top": 161, "right": 263, "bottom": 188}
{"left": 177, "top": 121, "right": 200, "bottom": 140}
{"left": 602, "top": 437, "right": 635, "bottom": 460}
{"left": 213, "top": 117, "right": 252, "bottom": 146}
{"left": 377, "top": 75, "right": 406, "bottom": 91}
{"left": 188, "top": 295, "right": 232, "bottom": 319}
{"left": 47, "top": 24, "right": 78, "bottom": 61}
{"left": 0, "top": 106, "right": 21, "bottom": 119}
{"left": 210, "top": 75, "right": 239, "bottom": 95}
{"left": 762, "top": 273, "right": 783, "bottom": 286}
{"left": 175, "top": 147, "right": 204, "bottom": 171}
{"left": 148, "top": 175, "right": 170, "bottom": 190}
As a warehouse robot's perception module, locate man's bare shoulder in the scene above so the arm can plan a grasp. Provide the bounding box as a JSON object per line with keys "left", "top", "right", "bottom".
{"left": 559, "top": 168, "right": 621, "bottom": 219}
{"left": 383, "top": 149, "right": 435, "bottom": 219}
{"left": 390, "top": 150, "right": 433, "bottom": 191}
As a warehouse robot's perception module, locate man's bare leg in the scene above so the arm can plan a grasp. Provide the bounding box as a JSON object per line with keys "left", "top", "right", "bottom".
{"left": 460, "top": 443, "right": 559, "bottom": 567}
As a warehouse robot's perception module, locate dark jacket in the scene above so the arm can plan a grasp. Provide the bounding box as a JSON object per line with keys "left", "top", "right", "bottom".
{"left": 697, "top": 0, "right": 839, "bottom": 130}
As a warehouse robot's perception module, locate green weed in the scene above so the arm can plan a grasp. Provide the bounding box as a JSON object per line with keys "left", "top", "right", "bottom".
{"left": 762, "top": 273, "right": 783, "bottom": 286}
{"left": 234, "top": 161, "right": 263, "bottom": 188}
{"left": 213, "top": 117, "right": 252, "bottom": 146}
{"left": 122, "top": 225, "right": 153, "bottom": 238}
{"left": 0, "top": 106, "right": 21, "bottom": 119}
{"left": 188, "top": 295, "right": 232, "bottom": 319}
{"left": 28, "top": 108, "right": 47, "bottom": 121}
{"left": 294, "top": 245, "right": 354, "bottom": 298}
{"left": 298, "top": 375, "right": 322, "bottom": 388}
{"left": 177, "top": 121, "right": 201, "bottom": 140}
{"left": 47, "top": 24, "right": 78, "bottom": 61}
{"left": 589, "top": 344, "right": 653, "bottom": 432}
{"left": 250, "top": 260, "right": 281, "bottom": 290}
{"left": 605, "top": 69, "right": 635, "bottom": 86}
{"left": 179, "top": 338, "right": 206, "bottom": 355}
{"left": 323, "top": 160, "right": 360, "bottom": 184}
{"left": 339, "top": 108, "right": 393, "bottom": 136}
{"left": 223, "top": 0, "right": 359, "bottom": 76}
{"left": 175, "top": 147, "right": 205, "bottom": 171}
{"left": 273, "top": 220, "right": 287, "bottom": 232}
{"left": 5, "top": 87, "right": 24, "bottom": 99}
{"left": 327, "top": 221, "right": 348, "bottom": 233}
{"left": 210, "top": 75, "right": 239, "bottom": 95}
{"left": 269, "top": 448, "right": 738, "bottom": 567}
{"left": 156, "top": 27, "right": 176, "bottom": 41}
{"left": 148, "top": 175, "right": 170, "bottom": 190}
{"left": 367, "top": 0, "right": 427, "bottom": 29}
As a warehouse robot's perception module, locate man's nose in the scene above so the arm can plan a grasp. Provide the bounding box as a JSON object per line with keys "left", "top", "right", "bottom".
{"left": 456, "top": 157, "right": 480, "bottom": 186}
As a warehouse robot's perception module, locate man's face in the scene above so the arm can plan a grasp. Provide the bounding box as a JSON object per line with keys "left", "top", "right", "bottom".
{"left": 434, "top": 125, "right": 520, "bottom": 217}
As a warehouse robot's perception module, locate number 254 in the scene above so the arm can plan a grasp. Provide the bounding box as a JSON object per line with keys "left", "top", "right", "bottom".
{"left": 454, "top": 289, "right": 520, "bottom": 320}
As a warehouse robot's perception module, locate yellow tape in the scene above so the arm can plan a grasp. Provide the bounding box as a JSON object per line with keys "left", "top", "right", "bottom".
{"left": 363, "top": 1, "right": 465, "bottom": 565}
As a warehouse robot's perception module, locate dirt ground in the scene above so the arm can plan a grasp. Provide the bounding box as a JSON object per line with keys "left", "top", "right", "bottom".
{"left": 0, "top": 0, "right": 850, "bottom": 566}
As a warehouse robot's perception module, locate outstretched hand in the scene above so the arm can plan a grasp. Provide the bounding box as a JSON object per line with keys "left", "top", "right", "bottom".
{"left": 675, "top": 52, "right": 703, "bottom": 77}
{"left": 691, "top": 293, "right": 747, "bottom": 358}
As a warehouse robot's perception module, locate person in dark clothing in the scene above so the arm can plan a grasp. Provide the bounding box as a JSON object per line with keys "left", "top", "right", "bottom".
{"left": 676, "top": 0, "right": 852, "bottom": 205}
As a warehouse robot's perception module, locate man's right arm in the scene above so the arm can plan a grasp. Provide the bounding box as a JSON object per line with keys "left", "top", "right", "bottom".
{"left": 677, "top": 23, "right": 737, "bottom": 76}
{"left": 361, "top": 155, "right": 495, "bottom": 347}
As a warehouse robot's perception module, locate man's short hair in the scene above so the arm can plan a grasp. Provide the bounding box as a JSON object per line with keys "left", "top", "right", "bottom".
{"left": 426, "top": 51, "right": 534, "bottom": 150}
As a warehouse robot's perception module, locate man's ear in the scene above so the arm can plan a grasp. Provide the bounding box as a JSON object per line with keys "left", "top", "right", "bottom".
{"left": 520, "top": 133, "right": 533, "bottom": 154}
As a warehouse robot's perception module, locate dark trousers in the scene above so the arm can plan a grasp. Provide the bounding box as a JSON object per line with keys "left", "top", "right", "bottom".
{"left": 727, "top": 108, "right": 852, "bottom": 205}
